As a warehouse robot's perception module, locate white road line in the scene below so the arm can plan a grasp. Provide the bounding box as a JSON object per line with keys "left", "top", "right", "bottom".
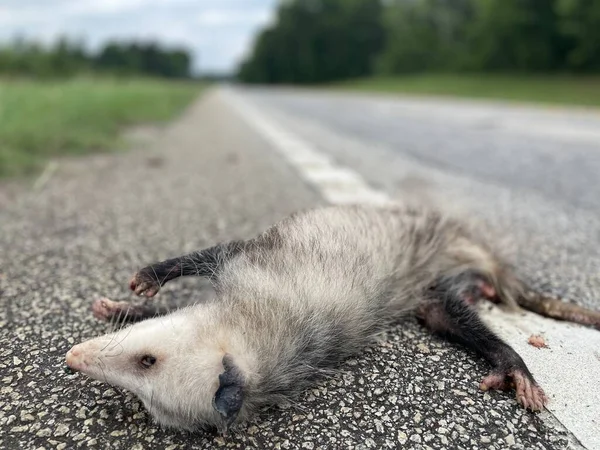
{"left": 223, "top": 90, "right": 393, "bottom": 207}
{"left": 223, "top": 88, "right": 598, "bottom": 450}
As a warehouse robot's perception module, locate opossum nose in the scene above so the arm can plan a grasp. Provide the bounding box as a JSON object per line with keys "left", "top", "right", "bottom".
{"left": 66, "top": 345, "right": 85, "bottom": 372}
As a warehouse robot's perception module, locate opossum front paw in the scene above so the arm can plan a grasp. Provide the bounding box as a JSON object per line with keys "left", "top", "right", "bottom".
{"left": 92, "top": 298, "right": 130, "bottom": 321}
{"left": 480, "top": 369, "right": 547, "bottom": 412}
{"left": 129, "top": 269, "right": 161, "bottom": 297}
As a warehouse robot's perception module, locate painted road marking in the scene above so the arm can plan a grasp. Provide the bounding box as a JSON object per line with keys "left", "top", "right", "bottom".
{"left": 223, "top": 91, "right": 392, "bottom": 207}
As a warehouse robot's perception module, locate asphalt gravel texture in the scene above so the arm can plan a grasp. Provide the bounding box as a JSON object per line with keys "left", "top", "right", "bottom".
{"left": 1, "top": 88, "right": 598, "bottom": 449}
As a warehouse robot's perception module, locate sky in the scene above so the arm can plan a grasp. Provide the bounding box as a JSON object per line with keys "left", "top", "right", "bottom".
{"left": 0, "top": 0, "right": 278, "bottom": 74}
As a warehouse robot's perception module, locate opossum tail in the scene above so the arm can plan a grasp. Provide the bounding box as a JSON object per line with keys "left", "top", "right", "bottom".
{"left": 479, "top": 260, "right": 600, "bottom": 330}
{"left": 517, "top": 286, "right": 600, "bottom": 330}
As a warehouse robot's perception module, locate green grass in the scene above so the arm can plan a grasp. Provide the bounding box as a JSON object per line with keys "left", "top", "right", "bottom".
{"left": 332, "top": 74, "right": 600, "bottom": 108}
{"left": 0, "top": 78, "right": 202, "bottom": 177}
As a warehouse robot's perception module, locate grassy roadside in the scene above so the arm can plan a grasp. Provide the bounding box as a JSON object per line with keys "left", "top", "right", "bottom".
{"left": 332, "top": 74, "right": 600, "bottom": 108}
{"left": 0, "top": 78, "right": 203, "bottom": 177}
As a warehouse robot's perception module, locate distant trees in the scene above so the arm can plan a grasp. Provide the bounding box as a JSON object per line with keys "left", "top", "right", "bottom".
{"left": 238, "top": 0, "right": 600, "bottom": 84}
{"left": 96, "top": 42, "right": 190, "bottom": 78}
{"left": 0, "top": 38, "right": 192, "bottom": 79}
{"left": 238, "top": 0, "right": 385, "bottom": 83}
{"left": 557, "top": 0, "right": 600, "bottom": 70}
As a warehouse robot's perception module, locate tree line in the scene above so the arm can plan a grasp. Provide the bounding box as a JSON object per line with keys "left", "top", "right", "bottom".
{"left": 238, "top": 0, "right": 600, "bottom": 84}
{"left": 0, "top": 38, "right": 192, "bottom": 79}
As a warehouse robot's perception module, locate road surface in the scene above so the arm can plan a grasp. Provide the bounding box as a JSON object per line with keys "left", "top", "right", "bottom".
{"left": 1, "top": 87, "right": 599, "bottom": 449}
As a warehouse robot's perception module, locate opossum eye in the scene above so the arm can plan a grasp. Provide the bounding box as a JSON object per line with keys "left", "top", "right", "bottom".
{"left": 139, "top": 355, "right": 156, "bottom": 369}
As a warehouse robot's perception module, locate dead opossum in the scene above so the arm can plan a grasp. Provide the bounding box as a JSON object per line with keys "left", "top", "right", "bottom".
{"left": 65, "top": 204, "right": 600, "bottom": 432}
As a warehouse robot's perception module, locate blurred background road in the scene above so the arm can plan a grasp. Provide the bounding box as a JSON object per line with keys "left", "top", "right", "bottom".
{"left": 1, "top": 0, "right": 600, "bottom": 449}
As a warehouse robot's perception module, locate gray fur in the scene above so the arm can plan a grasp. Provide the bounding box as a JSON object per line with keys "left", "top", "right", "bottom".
{"left": 212, "top": 205, "right": 521, "bottom": 417}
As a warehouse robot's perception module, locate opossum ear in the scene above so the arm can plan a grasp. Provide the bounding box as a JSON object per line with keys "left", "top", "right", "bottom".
{"left": 212, "top": 354, "right": 244, "bottom": 427}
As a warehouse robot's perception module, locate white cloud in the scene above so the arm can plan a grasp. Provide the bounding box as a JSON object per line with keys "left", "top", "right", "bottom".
{"left": 66, "top": 0, "right": 149, "bottom": 16}
{"left": 64, "top": 0, "right": 205, "bottom": 17}
{"left": 195, "top": 9, "right": 273, "bottom": 27}
{"left": 0, "top": 0, "right": 277, "bottom": 73}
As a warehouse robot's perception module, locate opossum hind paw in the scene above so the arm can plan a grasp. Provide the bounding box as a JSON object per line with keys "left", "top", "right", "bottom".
{"left": 480, "top": 368, "right": 547, "bottom": 412}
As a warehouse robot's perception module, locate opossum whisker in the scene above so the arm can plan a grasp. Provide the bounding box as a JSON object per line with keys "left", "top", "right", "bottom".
{"left": 107, "top": 309, "right": 114, "bottom": 330}
{"left": 149, "top": 385, "right": 155, "bottom": 417}
{"left": 100, "top": 332, "right": 115, "bottom": 352}
{"left": 187, "top": 254, "right": 202, "bottom": 278}
{"left": 149, "top": 264, "right": 161, "bottom": 287}
{"left": 161, "top": 264, "right": 180, "bottom": 287}
{"left": 120, "top": 305, "right": 131, "bottom": 329}
{"left": 97, "top": 358, "right": 108, "bottom": 384}
{"left": 102, "top": 316, "right": 134, "bottom": 355}
{"left": 105, "top": 344, "right": 124, "bottom": 358}
{"left": 113, "top": 307, "right": 125, "bottom": 333}
{"left": 110, "top": 319, "right": 135, "bottom": 351}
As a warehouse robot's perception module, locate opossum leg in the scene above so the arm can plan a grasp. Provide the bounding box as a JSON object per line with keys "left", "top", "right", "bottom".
{"left": 91, "top": 298, "right": 171, "bottom": 323}
{"left": 450, "top": 273, "right": 499, "bottom": 306}
{"left": 418, "top": 285, "right": 547, "bottom": 411}
{"left": 518, "top": 289, "right": 600, "bottom": 330}
{"left": 129, "top": 240, "right": 245, "bottom": 297}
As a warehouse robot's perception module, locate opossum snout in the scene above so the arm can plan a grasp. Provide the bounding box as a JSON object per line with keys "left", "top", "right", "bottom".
{"left": 66, "top": 345, "right": 85, "bottom": 372}
{"left": 66, "top": 342, "right": 98, "bottom": 373}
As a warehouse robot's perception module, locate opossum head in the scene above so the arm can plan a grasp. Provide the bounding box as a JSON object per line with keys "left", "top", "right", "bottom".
{"left": 65, "top": 308, "right": 251, "bottom": 431}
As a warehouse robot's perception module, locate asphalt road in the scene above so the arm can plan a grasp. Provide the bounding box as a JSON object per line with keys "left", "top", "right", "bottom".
{"left": 1, "top": 87, "right": 599, "bottom": 449}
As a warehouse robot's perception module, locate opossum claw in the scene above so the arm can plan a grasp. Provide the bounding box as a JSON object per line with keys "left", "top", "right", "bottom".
{"left": 480, "top": 369, "right": 547, "bottom": 412}
{"left": 129, "top": 271, "right": 161, "bottom": 297}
